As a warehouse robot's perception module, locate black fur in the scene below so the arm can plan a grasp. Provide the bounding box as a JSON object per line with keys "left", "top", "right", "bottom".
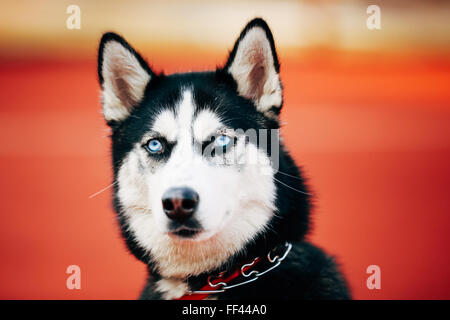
{"left": 98, "top": 18, "right": 350, "bottom": 300}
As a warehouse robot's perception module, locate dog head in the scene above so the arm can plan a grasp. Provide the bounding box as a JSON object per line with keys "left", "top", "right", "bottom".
{"left": 98, "top": 19, "right": 303, "bottom": 278}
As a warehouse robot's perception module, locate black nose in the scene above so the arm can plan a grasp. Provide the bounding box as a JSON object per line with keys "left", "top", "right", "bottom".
{"left": 162, "top": 187, "right": 199, "bottom": 222}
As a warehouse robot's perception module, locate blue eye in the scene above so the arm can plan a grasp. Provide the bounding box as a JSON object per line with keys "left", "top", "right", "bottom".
{"left": 214, "top": 135, "right": 231, "bottom": 148}
{"left": 146, "top": 139, "right": 163, "bottom": 153}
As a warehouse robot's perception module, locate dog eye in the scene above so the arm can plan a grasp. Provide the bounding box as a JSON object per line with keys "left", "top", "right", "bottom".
{"left": 214, "top": 135, "right": 231, "bottom": 148}
{"left": 145, "top": 139, "right": 163, "bottom": 154}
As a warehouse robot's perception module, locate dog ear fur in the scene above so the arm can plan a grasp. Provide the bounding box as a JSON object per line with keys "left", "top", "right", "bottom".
{"left": 98, "top": 33, "right": 153, "bottom": 123}
{"left": 224, "top": 18, "right": 282, "bottom": 117}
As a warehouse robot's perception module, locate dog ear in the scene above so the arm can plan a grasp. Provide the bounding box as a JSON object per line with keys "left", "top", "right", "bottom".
{"left": 98, "top": 33, "right": 152, "bottom": 123}
{"left": 224, "top": 18, "right": 282, "bottom": 117}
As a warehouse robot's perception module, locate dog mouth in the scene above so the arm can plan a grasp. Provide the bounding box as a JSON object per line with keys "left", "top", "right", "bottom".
{"left": 168, "top": 226, "right": 202, "bottom": 239}
{"left": 167, "top": 218, "right": 204, "bottom": 239}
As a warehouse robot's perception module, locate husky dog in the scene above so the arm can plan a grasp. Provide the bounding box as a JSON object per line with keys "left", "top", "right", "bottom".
{"left": 97, "top": 18, "right": 350, "bottom": 299}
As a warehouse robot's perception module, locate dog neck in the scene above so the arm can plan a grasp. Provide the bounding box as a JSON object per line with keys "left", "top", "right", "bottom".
{"left": 147, "top": 238, "right": 290, "bottom": 299}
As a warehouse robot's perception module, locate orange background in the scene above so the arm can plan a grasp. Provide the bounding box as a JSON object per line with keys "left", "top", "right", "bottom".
{"left": 0, "top": 1, "right": 449, "bottom": 299}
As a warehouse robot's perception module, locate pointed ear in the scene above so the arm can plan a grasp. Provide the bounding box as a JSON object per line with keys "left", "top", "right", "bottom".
{"left": 98, "top": 33, "right": 152, "bottom": 123}
{"left": 224, "top": 18, "right": 282, "bottom": 117}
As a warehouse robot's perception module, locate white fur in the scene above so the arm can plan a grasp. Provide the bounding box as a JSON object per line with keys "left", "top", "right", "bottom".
{"left": 193, "top": 110, "right": 223, "bottom": 142}
{"left": 152, "top": 110, "right": 178, "bottom": 142}
{"left": 155, "top": 278, "right": 189, "bottom": 299}
{"left": 228, "top": 27, "right": 282, "bottom": 113}
{"left": 101, "top": 41, "right": 150, "bottom": 121}
{"left": 117, "top": 88, "right": 276, "bottom": 279}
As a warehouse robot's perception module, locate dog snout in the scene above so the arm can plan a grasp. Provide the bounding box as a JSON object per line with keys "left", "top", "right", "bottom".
{"left": 162, "top": 187, "right": 199, "bottom": 222}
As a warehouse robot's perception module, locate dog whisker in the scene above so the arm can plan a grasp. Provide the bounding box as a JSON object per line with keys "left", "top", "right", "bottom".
{"left": 272, "top": 177, "right": 311, "bottom": 195}
{"left": 275, "top": 170, "right": 305, "bottom": 181}
{"left": 88, "top": 181, "right": 117, "bottom": 199}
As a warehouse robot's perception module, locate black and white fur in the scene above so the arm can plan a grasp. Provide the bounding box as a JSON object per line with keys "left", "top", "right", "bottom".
{"left": 97, "top": 18, "right": 350, "bottom": 299}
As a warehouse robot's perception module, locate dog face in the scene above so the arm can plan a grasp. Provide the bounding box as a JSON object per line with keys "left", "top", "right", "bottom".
{"left": 98, "top": 19, "right": 284, "bottom": 277}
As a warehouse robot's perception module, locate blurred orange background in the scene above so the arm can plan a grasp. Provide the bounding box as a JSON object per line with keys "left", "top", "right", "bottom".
{"left": 0, "top": 0, "right": 449, "bottom": 299}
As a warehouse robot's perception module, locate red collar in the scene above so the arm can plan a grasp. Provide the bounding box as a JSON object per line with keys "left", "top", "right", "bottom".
{"left": 176, "top": 242, "right": 292, "bottom": 300}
